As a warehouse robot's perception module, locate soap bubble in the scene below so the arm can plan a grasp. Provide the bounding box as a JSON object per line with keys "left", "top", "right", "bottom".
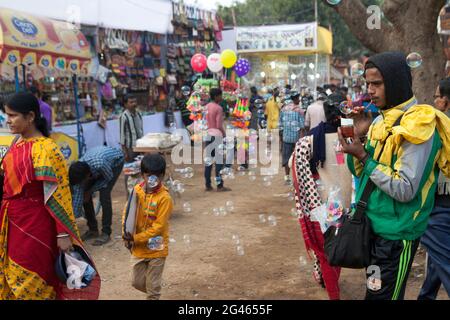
{"left": 226, "top": 142, "right": 235, "bottom": 150}
{"left": 406, "top": 52, "right": 423, "bottom": 69}
{"left": 183, "top": 234, "right": 191, "bottom": 245}
{"left": 249, "top": 175, "right": 256, "bottom": 182}
{"left": 169, "top": 238, "right": 176, "bottom": 243}
{"left": 351, "top": 63, "right": 364, "bottom": 77}
{"left": 288, "top": 192, "right": 295, "bottom": 201}
{"left": 219, "top": 207, "right": 228, "bottom": 216}
{"left": 181, "top": 85, "right": 191, "bottom": 96}
{"left": 290, "top": 208, "right": 298, "bottom": 217}
{"left": 183, "top": 202, "right": 192, "bottom": 213}
{"left": 204, "top": 157, "right": 213, "bottom": 166}
{"left": 212, "top": 208, "right": 220, "bottom": 216}
{"left": 268, "top": 215, "right": 277, "bottom": 226}
{"left": 299, "top": 256, "right": 307, "bottom": 266}
{"left": 327, "top": 0, "right": 341, "bottom": 5}
{"left": 339, "top": 101, "right": 353, "bottom": 115}
{"left": 236, "top": 246, "right": 245, "bottom": 256}
{"left": 226, "top": 200, "right": 235, "bottom": 212}
{"left": 259, "top": 214, "right": 266, "bottom": 223}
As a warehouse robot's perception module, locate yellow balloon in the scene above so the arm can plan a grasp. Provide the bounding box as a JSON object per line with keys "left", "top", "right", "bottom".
{"left": 220, "top": 49, "right": 237, "bottom": 68}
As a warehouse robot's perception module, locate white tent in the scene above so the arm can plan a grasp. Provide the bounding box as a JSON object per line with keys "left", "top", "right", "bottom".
{"left": 0, "top": 0, "right": 174, "bottom": 34}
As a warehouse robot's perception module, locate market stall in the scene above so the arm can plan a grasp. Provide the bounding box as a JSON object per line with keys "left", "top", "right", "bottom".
{"left": 219, "top": 23, "right": 333, "bottom": 89}
{"left": 0, "top": 7, "right": 93, "bottom": 156}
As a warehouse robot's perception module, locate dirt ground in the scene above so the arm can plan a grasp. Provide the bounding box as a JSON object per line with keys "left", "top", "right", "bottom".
{"left": 76, "top": 162, "right": 448, "bottom": 300}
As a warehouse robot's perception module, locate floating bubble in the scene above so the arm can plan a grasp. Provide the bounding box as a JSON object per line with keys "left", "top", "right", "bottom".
{"left": 259, "top": 214, "right": 267, "bottom": 223}
{"left": 169, "top": 238, "right": 176, "bottom": 243}
{"left": 183, "top": 235, "right": 191, "bottom": 245}
{"left": 226, "top": 200, "right": 235, "bottom": 212}
{"left": 288, "top": 192, "right": 295, "bottom": 201}
{"left": 183, "top": 202, "right": 192, "bottom": 213}
{"left": 249, "top": 175, "right": 256, "bottom": 182}
{"left": 406, "top": 52, "right": 423, "bottom": 69}
{"left": 219, "top": 207, "right": 228, "bottom": 216}
{"left": 268, "top": 215, "right": 277, "bottom": 226}
{"left": 339, "top": 101, "right": 354, "bottom": 115}
{"left": 351, "top": 63, "right": 365, "bottom": 77}
{"left": 224, "top": 136, "right": 234, "bottom": 144}
{"left": 212, "top": 208, "right": 220, "bottom": 216}
{"left": 236, "top": 246, "right": 245, "bottom": 256}
{"left": 299, "top": 256, "right": 307, "bottom": 266}
{"left": 181, "top": 85, "right": 191, "bottom": 96}
{"left": 204, "top": 157, "right": 213, "bottom": 166}
{"left": 187, "top": 172, "right": 194, "bottom": 178}
{"left": 290, "top": 208, "right": 298, "bottom": 217}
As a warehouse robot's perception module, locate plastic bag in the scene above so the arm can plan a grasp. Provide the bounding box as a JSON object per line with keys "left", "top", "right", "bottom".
{"left": 148, "top": 236, "right": 164, "bottom": 251}
{"left": 309, "top": 204, "right": 329, "bottom": 233}
{"left": 325, "top": 186, "right": 345, "bottom": 228}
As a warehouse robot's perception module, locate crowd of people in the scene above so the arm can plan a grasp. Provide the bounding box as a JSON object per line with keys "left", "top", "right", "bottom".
{"left": 0, "top": 50, "right": 449, "bottom": 301}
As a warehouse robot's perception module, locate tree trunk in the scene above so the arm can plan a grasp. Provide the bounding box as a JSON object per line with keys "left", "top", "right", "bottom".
{"left": 330, "top": 0, "right": 446, "bottom": 104}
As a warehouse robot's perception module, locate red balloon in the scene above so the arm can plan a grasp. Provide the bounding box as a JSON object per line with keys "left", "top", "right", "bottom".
{"left": 191, "top": 54, "right": 207, "bottom": 73}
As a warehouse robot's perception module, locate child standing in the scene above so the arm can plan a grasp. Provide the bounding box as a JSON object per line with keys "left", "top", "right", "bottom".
{"left": 122, "top": 153, "right": 173, "bottom": 300}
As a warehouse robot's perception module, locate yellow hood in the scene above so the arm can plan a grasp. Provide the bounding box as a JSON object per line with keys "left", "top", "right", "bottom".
{"left": 370, "top": 97, "right": 450, "bottom": 178}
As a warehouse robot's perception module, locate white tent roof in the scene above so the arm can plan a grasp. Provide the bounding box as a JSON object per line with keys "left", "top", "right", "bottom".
{"left": 0, "top": 0, "right": 174, "bottom": 34}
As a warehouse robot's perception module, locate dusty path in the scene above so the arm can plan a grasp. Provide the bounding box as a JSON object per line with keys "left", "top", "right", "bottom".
{"left": 76, "top": 163, "right": 447, "bottom": 300}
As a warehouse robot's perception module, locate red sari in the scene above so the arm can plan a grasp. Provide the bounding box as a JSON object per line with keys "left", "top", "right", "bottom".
{"left": 0, "top": 137, "right": 99, "bottom": 300}
{"left": 291, "top": 137, "right": 341, "bottom": 300}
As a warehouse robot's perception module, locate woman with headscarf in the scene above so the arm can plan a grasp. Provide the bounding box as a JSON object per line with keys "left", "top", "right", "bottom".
{"left": 290, "top": 93, "right": 352, "bottom": 300}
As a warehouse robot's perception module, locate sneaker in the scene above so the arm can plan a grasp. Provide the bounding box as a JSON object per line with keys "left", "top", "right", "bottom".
{"left": 92, "top": 233, "right": 111, "bottom": 246}
{"left": 217, "top": 186, "right": 232, "bottom": 192}
{"left": 205, "top": 186, "right": 213, "bottom": 192}
{"left": 81, "top": 230, "right": 99, "bottom": 241}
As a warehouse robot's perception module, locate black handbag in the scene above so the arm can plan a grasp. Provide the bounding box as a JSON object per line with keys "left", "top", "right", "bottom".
{"left": 324, "top": 115, "right": 403, "bottom": 269}
{"left": 324, "top": 180, "right": 375, "bottom": 268}
{"left": 0, "top": 135, "right": 20, "bottom": 200}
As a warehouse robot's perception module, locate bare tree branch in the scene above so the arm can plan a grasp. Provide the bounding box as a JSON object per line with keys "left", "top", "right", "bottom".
{"left": 329, "top": 0, "right": 394, "bottom": 52}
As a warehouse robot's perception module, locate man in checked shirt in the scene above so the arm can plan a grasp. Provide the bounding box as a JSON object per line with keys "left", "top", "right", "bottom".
{"left": 69, "top": 146, "right": 124, "bottom": 246}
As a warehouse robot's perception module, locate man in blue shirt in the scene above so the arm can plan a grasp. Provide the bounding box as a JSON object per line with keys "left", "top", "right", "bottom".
{"left": 279, "top": 92, "right": 305, "bottom": 185}
{"left": 69, "top": 146, "right": 124, "bottom": 246}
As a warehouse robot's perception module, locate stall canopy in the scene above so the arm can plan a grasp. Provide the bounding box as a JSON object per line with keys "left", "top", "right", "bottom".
{"left": 0, "top": 0, "right": 174, "bottom": 34}
{"left": 0, "top": 7, "right": 91, "bottom": 73}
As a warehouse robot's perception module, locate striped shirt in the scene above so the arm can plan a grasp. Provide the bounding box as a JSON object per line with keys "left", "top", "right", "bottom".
{"left": 119, "top": 110, "right": 144, "bottom": 149}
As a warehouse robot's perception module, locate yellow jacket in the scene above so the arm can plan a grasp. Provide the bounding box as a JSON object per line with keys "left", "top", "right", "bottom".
{"left": 265, "top": 96, "right": 280, "bottom": 130}
{"left": 123, "top": 183, "right": 173, "bottom": 259}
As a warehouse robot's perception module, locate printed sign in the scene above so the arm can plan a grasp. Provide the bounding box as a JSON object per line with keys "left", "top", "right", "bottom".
{"left": 236, "top": 23, "right": 317, "bottom": 53}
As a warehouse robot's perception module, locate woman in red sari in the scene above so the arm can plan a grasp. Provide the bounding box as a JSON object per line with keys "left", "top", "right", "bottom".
{"left": 0, "top": 93, "right": 95, "bottom": 300}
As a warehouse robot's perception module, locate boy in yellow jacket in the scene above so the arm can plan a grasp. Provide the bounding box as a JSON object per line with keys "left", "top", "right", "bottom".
{"left": 122, "top": 153, "right": 173, "bottom": 300}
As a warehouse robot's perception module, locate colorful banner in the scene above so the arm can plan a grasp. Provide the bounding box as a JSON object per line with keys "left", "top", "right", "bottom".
{"left": 0, "top": 7, "right": 91, "bottom": 72}
{"left": 236, "top": 23, "right": 318, "bottom": 53}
